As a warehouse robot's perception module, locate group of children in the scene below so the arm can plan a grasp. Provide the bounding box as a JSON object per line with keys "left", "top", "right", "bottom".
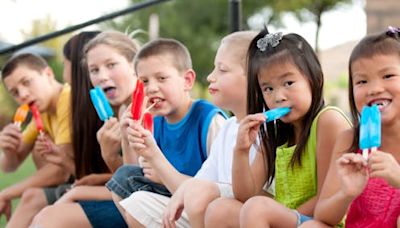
{"left": 0, "top": 24, "right": 399, "bottom": 228}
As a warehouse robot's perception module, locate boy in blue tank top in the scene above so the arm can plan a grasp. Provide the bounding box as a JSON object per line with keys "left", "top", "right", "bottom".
{"left": 106, "top": 38, "right": 226, "bottom": 218}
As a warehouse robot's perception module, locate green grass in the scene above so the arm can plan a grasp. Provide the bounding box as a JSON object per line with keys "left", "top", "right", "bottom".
{"left": 0, "top": 156, "right": 35, "bottom": 227}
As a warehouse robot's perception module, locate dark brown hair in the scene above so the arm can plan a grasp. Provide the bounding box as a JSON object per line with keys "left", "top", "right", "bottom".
{"left": 64, "top": 31, "right": 110, "bottom": 178}
{"left": 2, "top": 53, "right": 48, "bottom": 80}
{"left": 247, "top": 28, "right": 324, "bottom": 187}
{"left": 348, "top": 29, "right": 400, "bottom": 153}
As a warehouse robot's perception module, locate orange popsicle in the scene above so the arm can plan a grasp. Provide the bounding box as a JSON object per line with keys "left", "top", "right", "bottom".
{"left": 13, "top": 104, "right": 30, "bottom": 127}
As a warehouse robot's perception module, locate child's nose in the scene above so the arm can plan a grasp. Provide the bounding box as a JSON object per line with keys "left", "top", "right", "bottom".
{"left": 368, "top": 81, "right": 384, "bottom": 96}
{"left": 206, "top": 70, "right": 216, "bottom": 83}
{"left": 18, "top": 87, "right": 30, "bottom": 103}
{"left": 274, "top": 88, "right": 287, "bottom": 104}
{"left": 96, "top": 68, "right": 109, "bottom": 84}
{"left": 146, "top": 81, "right": 159, "bottom": 94}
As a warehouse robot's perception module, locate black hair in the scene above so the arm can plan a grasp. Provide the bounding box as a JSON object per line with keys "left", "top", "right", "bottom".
{"left": 247, "top": 28, "right": 324, "bottom": 187}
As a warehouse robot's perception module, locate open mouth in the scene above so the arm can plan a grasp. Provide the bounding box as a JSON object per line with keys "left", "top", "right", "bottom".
{"left": 368, "top": 99, "right": 391, "bottom": 110}
{"left": 103, "top": 86, "right": 116, "bottom": 97}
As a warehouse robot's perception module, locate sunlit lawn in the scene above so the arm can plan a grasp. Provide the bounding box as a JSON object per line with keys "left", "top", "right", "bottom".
{"left": 0, "top": 156, "right": 35, "bottom": 227}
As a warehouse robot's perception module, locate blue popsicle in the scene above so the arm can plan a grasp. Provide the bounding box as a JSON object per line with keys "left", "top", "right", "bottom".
{"left": 264, "top": 107, "right": 291, "bottom": 122}
{"left": 359, "top": 105, "right": 381, "bottom": 159}
{"left": 90, "top": 86, "right": 114, "bottom": 121}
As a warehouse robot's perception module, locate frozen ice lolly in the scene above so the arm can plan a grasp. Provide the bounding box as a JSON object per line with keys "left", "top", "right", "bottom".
{"left": 359, "top": 105, "right": 381, "bottom": 159}
{"left": 90, "top": 86, "right": 114, "bottom": 121}
{"left": 264, "top": 107, "right": 291, "bottom": 122}
{"left": 30, "top": 104, "right": 44, "bottom": 133}
{"left": 13, "top": 104, "right": 30, "bottom": 127}
{"left": 143, "top": 112, "right": 153, "bottom": 133}
{"left": 131, "top": 80, "right": 145, "bottom": 121}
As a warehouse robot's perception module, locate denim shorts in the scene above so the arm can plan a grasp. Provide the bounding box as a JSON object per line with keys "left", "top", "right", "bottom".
{"left": 79, "top": 200, "right": 127, "bottom": 228}
{"left": 292, "top": 209, "right": 313, "bottom": 227}
{"left": 105, "top": 164, "right": 171, "bottom": 199}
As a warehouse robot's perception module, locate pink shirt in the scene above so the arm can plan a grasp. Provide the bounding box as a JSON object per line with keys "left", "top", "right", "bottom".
{"left": 346, "top": 178, "right": 400, "bottom": 228}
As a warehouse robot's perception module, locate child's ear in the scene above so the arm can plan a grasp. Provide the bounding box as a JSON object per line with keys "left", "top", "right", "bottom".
{"left": 183, "top": 69, "right": 196, "bottom": 91}
{"left": 43, "top": 66, "right": 55, "bottom": 79}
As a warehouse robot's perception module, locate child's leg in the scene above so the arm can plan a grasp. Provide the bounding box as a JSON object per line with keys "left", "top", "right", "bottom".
{"left": 397, "top": 216, "right": 400, "bottom": 228}
{"left": 124, "top": 212, "right": 145, "bottom": 228}
{"left": 6, "top": 188, "right": 47, "bottom": 228}
{"left": 183, "top": 179, "right": 221, "bottom": 228}
{"left": 299, "top": 220, "right": 332, "bottom": 228}
{"left": 240, "top": 196, "right": 298, "bottom": 228}
{"left": 31, "top": 203, "right": 91, "bottom": 228}
{"left": 204, "top": 198, "right": 242, "bottom": 228}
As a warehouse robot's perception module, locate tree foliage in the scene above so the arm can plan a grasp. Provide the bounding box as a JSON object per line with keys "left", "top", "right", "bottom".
{"left": 104, "top": 0, "right": 352, "bottom": 90}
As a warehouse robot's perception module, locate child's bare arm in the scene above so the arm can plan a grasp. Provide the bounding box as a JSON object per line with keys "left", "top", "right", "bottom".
{"left": 314, "top": 130, "right": 367, "bottom": 226}
{"left": 232, "top": 114, "right": 266, "bottom": 202}
{"left": 298, "top": 109, "right": 352, "bottom": 216}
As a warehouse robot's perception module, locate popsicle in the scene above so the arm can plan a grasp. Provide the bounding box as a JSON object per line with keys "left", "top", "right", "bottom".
{"left": 143, "top": 112, "right": 153, "bottom": 133}
{"left": 13, "top": 104, "right": 30, "bottom": 127}
{"left": 30, "top": 104, "right": 44, "bottom": 135}
{"left": 131, "top": 80, "right": 145, "bottom": 121}
{"left": 90, "top": 86, "right": 114, "bottom": 121}
{"left": 359, "top": 105, "right": 381, "bottom": 160}
{"left": 264, "top": 107, "right": 291, "bottom": 122}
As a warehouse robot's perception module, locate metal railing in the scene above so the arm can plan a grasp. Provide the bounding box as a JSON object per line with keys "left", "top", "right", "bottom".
{"left": 0, "top": 0, "right": 172, "bottom": 55}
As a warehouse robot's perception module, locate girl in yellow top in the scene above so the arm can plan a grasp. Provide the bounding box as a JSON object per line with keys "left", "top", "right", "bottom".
{"left": 205, "top": 28, "right": 351, "bottom": 227}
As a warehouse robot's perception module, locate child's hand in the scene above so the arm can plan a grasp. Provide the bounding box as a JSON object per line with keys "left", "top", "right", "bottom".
{"left": 34, "top": 133, "right": 54, "bottom": 155}
{"left": 126, "top": 121, "right": 160, "bottom": 160}
{"left": 163, "top": 187, "right": 185, "bottom": 228}
{"left": 0, "top": 123, "right": 22, "bottom": 154}
{"left": 141, "top": 158, "right": 162, "bottom": 184}
{"left": 0, "top": 193, "right": 11, "bottom": 221}
{"left": 97, "top": 118, "right": 122, "bottom": 160}
{"left": 235, "top": 113, "right": 265, "bottom": 153}
{"left": 120, "top": 103, "right": 133, "bottom": 141}
{"left": 336, "top": 153, "right": 368, "bottom": 198}
{"left": 369, "top": 150, "right": 400, "bottom": 188}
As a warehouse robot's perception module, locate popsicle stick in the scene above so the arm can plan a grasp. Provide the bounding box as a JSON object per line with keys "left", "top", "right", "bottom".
{"left": 362, "top": 149, "right": 369, "bottom": 160}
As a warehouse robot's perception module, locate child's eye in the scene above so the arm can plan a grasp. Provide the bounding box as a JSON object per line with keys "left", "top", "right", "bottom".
{"left": 354, "top": 79, "right": 367, "bottom": 85}
{"left": 158, "top": 76, "right": 167, "bottom": 81}
{"left": 107, "top": 63, "right": 116, "bottom": 68}
{"left": 284, "top": 81, "right": 294, "bottom": 87}
{"left": 22, "top": 79, "right": 31, "bottom": 87}
{"left": 263, "top": 86, "right": 273, "bottom": 93}
{"left": 383, "top": 74, "right": 395, "bottom": 79}
{"left": 89, "top": 68, "right": 99, "bottom": 75}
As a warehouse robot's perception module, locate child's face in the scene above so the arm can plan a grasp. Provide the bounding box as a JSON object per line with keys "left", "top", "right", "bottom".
{"left": 351, "top": 54, "right": 400, "bottom": 123}
{"left": 87, "top": 44, "right": 136, "bottom": 107}
{"left": 207, "top": 42, "right": 246, "bottom": 112}
{"left": 258, "top": 61, "right": 312, "bottom": 126}
{"left": 3, "top": 65, "right": 55, "bottom": 112}
{"left": 136, "top": 54, "right": 193, "bottom": 122}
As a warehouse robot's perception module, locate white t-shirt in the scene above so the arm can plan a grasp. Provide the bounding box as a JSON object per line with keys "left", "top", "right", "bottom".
{"left": 195, "top": 117, "right": 258, "bottom": 184}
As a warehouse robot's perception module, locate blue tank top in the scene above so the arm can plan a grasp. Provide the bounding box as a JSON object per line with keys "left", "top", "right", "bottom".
{"left": 153, "top": 100, "right": 226, "bottom": 176}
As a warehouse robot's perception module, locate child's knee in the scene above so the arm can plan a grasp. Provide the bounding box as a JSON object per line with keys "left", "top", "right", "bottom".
{"left": 184, "top": 180, "right": 218, "bottom": 215}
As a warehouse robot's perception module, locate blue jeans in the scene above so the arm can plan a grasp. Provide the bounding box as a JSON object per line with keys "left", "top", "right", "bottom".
{"left": 79, "top": 200, "right": 127, "bottom": 228}
{"left": 106, "top": 165, "right": 171, "bottom": 199}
